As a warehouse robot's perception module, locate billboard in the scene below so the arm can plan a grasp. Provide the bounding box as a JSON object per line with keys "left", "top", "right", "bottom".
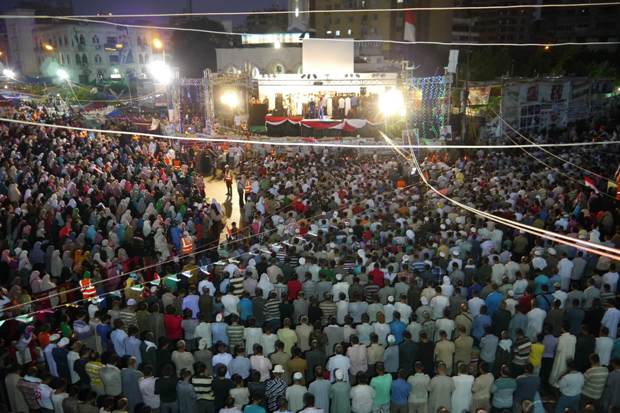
{"left": 302, "top": 38, "right": 354, "bottom": 75}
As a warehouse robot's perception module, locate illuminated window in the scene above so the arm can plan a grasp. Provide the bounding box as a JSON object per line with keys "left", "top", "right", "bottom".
{"left": 335, "top": 30, "right": 341, "bottom": 36}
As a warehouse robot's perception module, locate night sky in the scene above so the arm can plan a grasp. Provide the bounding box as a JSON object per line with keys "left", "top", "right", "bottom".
{"left": 72, "top": 0, "right": 285, "bottom": 16}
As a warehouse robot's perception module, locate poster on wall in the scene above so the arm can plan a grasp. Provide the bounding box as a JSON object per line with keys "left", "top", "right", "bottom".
{"left": 551, "top": 84, "right": 563, "bottom": 102}
{"left": 527, "top": 85, "right": 539, "bottom": 102}
{"left": 468, "top": 86, "right": 491, "bottom": 106}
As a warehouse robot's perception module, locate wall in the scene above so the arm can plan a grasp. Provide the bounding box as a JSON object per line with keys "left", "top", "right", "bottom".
{"left": 216, "top": 47, "right": 302, "bottom": 75}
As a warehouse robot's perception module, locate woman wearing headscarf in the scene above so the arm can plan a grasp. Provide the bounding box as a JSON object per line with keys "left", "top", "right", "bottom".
{"left": 441, "top": 276, "right": 454, "bottom": 297}
{"left": 154, "top": 228, "right": 170, "bottom": 261}
{"left": 40, "top": 273, "right": 58, "bottom": 307}
{"left": 29, "top": 271, "right": 43, "bottom": 294}
{"left": 62, "top": 251, "right": 73, "bottom": 270}
{"left": 258, "top": 273, "right": 274, "bottom": 299}
{"left": 18, "top": 250, "right": 32, "bottom": 274}
{"left": 50, "top": 250, "right": 63, "bottom": 278}
{"left": 30, "top": 241, "right": 45, "bottom": 266}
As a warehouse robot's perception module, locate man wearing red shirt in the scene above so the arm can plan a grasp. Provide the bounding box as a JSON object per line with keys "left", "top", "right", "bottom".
{"left": 369, "top": 263, "right": 385, "bottom": 288}
{"left": 287, "top": 274, "right": 302, "bottom": 301}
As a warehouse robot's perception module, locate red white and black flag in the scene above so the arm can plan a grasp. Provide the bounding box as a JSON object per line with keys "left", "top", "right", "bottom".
{"left": 404, "top": 10, "right": 416, "bottom": 42}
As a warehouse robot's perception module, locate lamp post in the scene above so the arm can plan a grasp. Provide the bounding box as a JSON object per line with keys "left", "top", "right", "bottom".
{"left": 152, "top": 38, "right": 166, "bottom": 63}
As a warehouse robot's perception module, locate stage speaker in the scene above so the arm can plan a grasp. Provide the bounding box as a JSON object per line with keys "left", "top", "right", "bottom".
{"left": 249, "top": 103, "right": 268, "bottom": 126}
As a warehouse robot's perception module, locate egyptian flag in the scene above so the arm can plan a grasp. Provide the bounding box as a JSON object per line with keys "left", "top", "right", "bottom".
{"left": 584, "top": 176, "right": 599, "bottom": 193}
{"left": 404, "top": 10, "right": 416, "bottom": 41}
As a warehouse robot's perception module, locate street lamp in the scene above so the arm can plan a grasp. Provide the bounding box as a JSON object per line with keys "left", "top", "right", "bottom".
{"left": 56, "top": 68, "right": 70, "bottom": 81}
{"left": 152, "top": 38, "right": 163, "bottom": 50}
{"left": 43, "top": 44, "right": 54, "bottom": 51}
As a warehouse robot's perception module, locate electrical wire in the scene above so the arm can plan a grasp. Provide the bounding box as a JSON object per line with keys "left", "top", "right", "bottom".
{"left": 2, "top": 2, "right": 619, "bottom": 19}
{"left": 379, "top": 129, "right": 620, "bottom": 259}
{"left": 1, "top": 117, "right": 619, "bottom": 149}
{"left": 0, "top": 181, "right": 419, "bottom": 322}
{"left": 493, "top": 109, "right": 618, "bottom": 184}
{"left": 502, "top": 133, "right": 617, "bottom": 200}
{"left": 41, "top": 16, "right": 620, "bottom": 47}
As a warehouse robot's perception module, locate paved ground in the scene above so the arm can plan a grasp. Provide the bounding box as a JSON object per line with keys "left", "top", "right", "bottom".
{"left": 202, "top": 175, "right": 242, "bottom": 237}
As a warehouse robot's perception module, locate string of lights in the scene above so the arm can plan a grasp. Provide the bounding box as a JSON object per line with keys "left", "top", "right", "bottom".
{"left": 494, "top": 110, "right": 618, "bottom": 184}
{"left": 36, "top": 17, "right": 620, "bottom": 48}
{"left": 1, "top": 117, "right": 619, "bottom": 150}
{"left": 0, "top": 182, "right": 419, "bottom": 322}
{"left": 380, "top": 130, "right": 620, "bottom": 260}
{"left": 1, "top": 2, "right": 619, "bottom": 19}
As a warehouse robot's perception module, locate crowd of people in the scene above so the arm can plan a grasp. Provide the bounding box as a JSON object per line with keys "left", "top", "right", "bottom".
{"left": 0, "top": 103, "right": 619, "bottom": 413}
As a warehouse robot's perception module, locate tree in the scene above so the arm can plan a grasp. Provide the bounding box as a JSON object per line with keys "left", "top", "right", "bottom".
{"left": 170, "top": 17, "right": 231, "bottom": 78}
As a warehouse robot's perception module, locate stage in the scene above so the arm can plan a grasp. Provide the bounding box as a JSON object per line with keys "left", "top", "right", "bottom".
{"left": 264, "top": 115, "right": 380, "bottom": 137}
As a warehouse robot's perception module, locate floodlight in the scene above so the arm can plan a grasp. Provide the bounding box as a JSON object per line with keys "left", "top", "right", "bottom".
{"left": 380, "top": 89, "right": 405, "bottom": 117}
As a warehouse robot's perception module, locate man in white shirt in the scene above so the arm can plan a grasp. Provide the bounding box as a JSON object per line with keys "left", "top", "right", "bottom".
{"left": 602, "top": 264, "right": 619, "bottom": 293}
{"left": 250, "top": 345, "right": 272, "bottom": 382}
{"left": 326, "top": 344, "right": 351, "bottom": 382}
{"left": 138, "top": 365, "right": 160, "bottom": 410}
{"left": 198, "top": 280, "right": 216, "bottom": 296}
{"left": 602, "top": 301, "right": 620, "bottom": 338}
{"left": 595, "top": 327, "right": 614, "bottom": 366}
{"left": 221, "top": 291, "right": 240, "bottom": 316}
{"left": 556, "top": 360, "right": 584, "bottom": 412}
{"left": 558, "top": 253, "right": 575, "bottom": 291}
{"left": 468, "top": 291, "right": 485, "bottom": 317}
{"left": 526, "top": 304, "right": 547, "bottom": 341}
{"left": 394, "top": 297, "right": 412, "bottom": 324}
{"left": 350, "top": 373, "right": 375, "bottom": 413}
{"left": 430, "top": 288, "right": 449, "bottom": 320}
{"left": 332, "top": 274, "right": 349, "bottom": 302}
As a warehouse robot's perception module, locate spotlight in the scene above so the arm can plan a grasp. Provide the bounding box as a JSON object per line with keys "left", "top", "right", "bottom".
{"left": 148, "top": 60, "right": 173, "bottom": 85}
{"left": 313, "top": 74, "right": 317, "bottom": 79}
{"left": 379, "top": 89, "right": 405, "bottom": 117}
{"left": 356, "top": 73, "right": 360, "bottom": 78}
{"left": 301, "top": 74, "right": 306, "bottom": 79}
{"left": 221, "top": 90, "right": 239, "bottom": 108}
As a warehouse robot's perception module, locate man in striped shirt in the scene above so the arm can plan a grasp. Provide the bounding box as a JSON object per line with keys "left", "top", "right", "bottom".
{"left": 512, "top": 329, "right": 532, "bottom": 376}
{"left": 582, "top": 353, "right": 609, "bottom": 406}
{"left": 264, "top": 292, "right": 282, "bottom": 331}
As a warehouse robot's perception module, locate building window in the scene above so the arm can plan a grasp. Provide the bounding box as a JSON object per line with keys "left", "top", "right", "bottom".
{"left": 348, "top": 29, "right": 352, "bottom": 35}
{"left": 373, "top": 14, "right": 378, "bottom": 20}
{"left": 92, "top": 35, "right": 99, "bottom": 44}
{"left": 109, "top": 55, "right": 119, "bottom": 64}
{"left": 75, "top": 54, "right": 81, "bottom": 65}
{"left": 139, "top": 54, "right": 144, "bottom": 64}
{"left": 79, "top": 34, "right": 85, "bottom": 45}
{"left": 106, "top": 36, "right": 117, "bottom": 45}
{"left": 95, "top": 54, "right": 102, "bottom": 64}
{"left": 335, "top": 30, "right": 341, "bottom": 36}
{"left": 66, "top": 55, "right": 70, "bottom": 65}
{"left": 326, "top": 30, "right": 332, "bottom": 35}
